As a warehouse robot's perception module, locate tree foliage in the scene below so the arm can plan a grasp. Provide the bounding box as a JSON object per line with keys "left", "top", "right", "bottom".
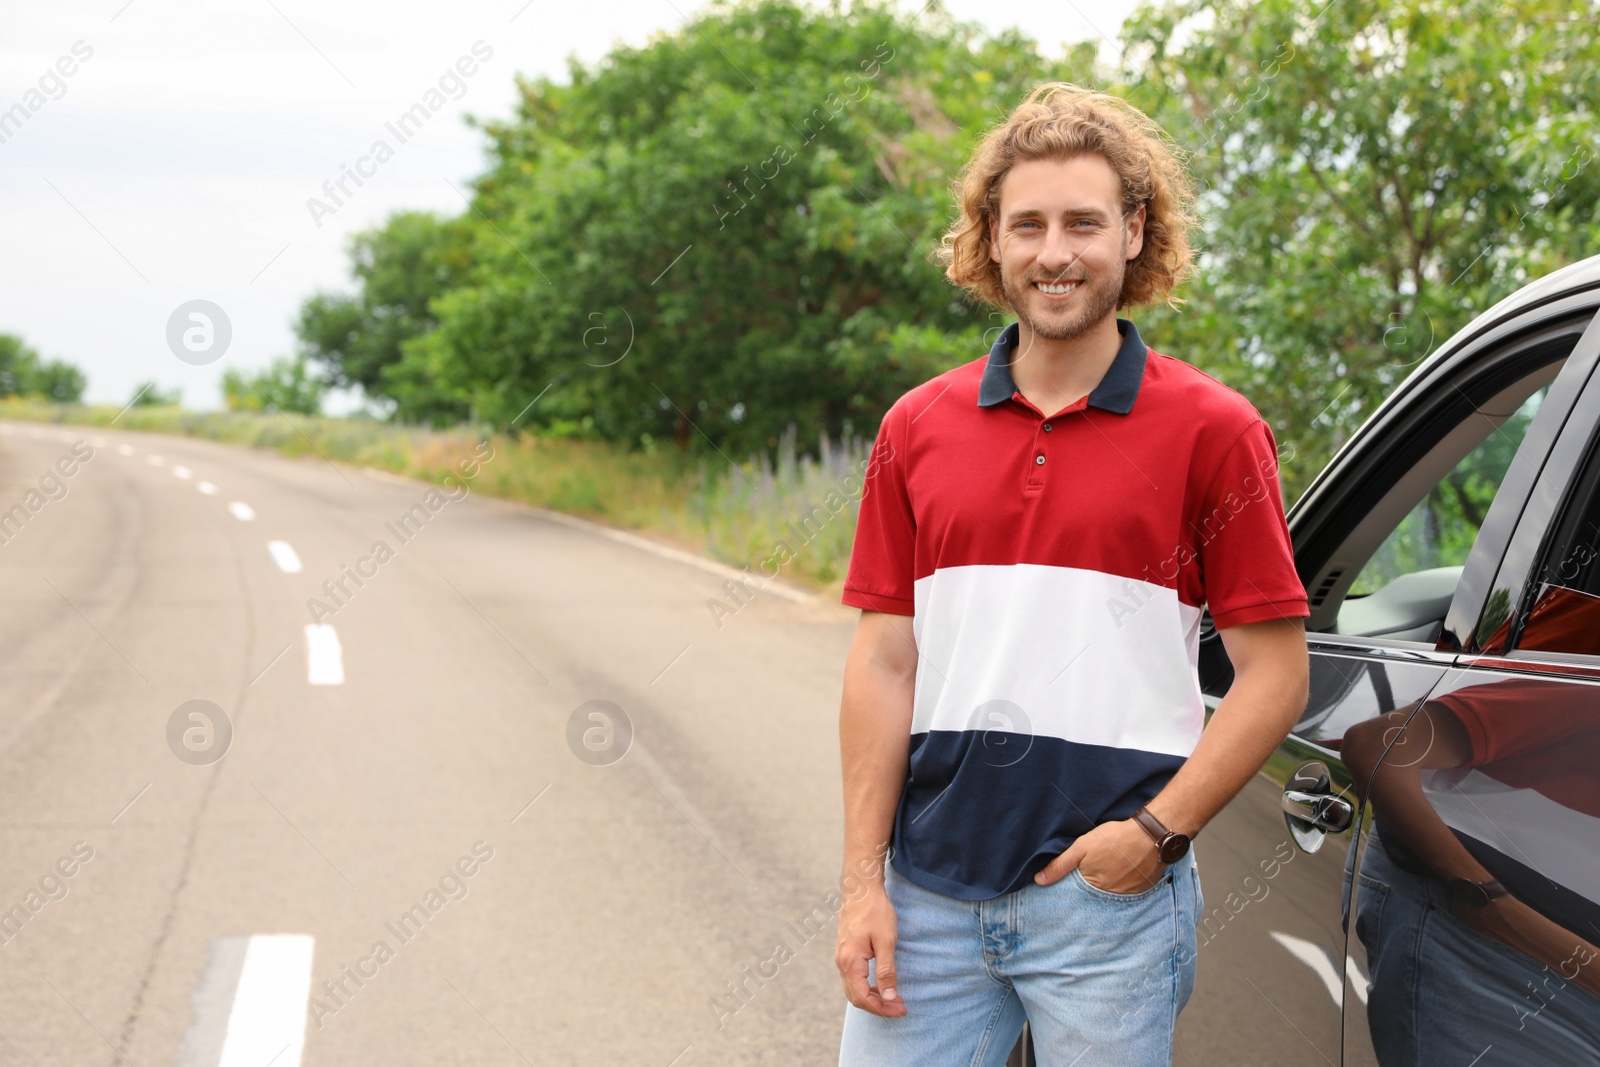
{"left": 0, "top": 334, "right": 86, "bottom": 403}
{"left": 1117, "top": 0, "right": 1600, "bottom": 500}
{"left": 128, "top": 380, "right": 181, "bottom": 407}
{"left": 301, "top": 0, "right": 1091, "bottom": 450}
{"left": 221, "top": 355, "right": 327, "bottom": 415}
{"left": 296, "top": 210, "right": 473, "bottom": 424}
{"left": 295, "top": 0, "right": 1600, "bottom": 494}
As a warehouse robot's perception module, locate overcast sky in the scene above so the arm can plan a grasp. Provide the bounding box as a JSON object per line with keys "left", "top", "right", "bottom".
{"left": 1, "top": 0, "right": 1141, "bottom": 413}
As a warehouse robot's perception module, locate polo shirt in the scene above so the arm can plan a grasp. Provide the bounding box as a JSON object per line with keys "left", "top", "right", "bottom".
{"left": 1419, "top": 678, "right": 1600, "bottom": 938}
{"left": 841, "top": 317, "right": 1309, "bottom": 900}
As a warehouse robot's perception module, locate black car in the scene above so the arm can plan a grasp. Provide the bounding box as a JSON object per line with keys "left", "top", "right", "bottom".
{"left": 1011, "top": 253, "right": 1600, "bottom": 1065}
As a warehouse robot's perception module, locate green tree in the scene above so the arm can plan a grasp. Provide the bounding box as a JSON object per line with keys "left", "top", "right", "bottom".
{"left": 338, "top": 0, "right": 1092, "bottom": 451}
{"left": 1117, "top": 0, "right": 1600, "bottom": 503}
{"left": 0, "top": 334, "right": 87, "bottom": 402}
{"left": 296, "top": 211, "right": 474, "bottom": 425}
{"left": 222, "top": 355, "right": 327, "bottom": 415}
{"left": 128, "top": 380, "right": 182, "bottom": 407}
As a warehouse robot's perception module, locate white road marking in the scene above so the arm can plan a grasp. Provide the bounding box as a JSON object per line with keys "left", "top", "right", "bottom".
{"left": 147, "top": 454, "right": 164, "bottom": 466}
{"left": 305, "top": 624, "right": 344, "bottom": 685}
{"left": 1270, "top": 931, "right": 1344, "bottom": 1006}
{"left": 117, "top": 444, "right": 135, "bottom": 456}
{"left": 215, "top": 934, "right": 314, "bottom": 1067}
{"left": 1346, "top": 956, "right": 1369, "bottom": 1006}
{"left": 198, "top": 482, "right": 218, "bottom": 495}
{"left": 229, "top": 502, "right": 256, "bottom": 521}
{"left": 177, "top": 936, "right": 250, "bottom": 1065}
{"left": 173, "top": 466, "right": 192, "bottom": 479}
{"left": 267, "top": 541, "right": 302, "bottom": 573}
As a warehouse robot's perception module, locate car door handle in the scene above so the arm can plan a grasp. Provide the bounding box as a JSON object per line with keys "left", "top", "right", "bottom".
{"left": 1282, "top": 789, "right": 1355, "bottom": 833}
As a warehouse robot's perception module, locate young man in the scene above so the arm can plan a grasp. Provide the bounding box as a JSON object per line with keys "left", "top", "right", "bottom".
{"left": 834, "top": 83, "right": 1311, "bottom": 1066}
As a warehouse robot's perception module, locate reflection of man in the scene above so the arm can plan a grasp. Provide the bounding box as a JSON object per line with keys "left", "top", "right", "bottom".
{"left": 1509, "top": 582, "right": 1600, "bottom": 656}
{"left": 1344, "top": 678, "right": 1600, "bottom": 1064}
{"left": 833, "top": 82, "right": 1310, "bottom": 1067}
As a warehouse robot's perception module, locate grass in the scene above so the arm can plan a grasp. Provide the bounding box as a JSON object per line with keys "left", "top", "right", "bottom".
{"left": 0, "top": 398, "right": 874, "bottom": 599}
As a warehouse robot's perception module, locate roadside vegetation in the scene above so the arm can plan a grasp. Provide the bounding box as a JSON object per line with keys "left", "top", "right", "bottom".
{"left": 0, "top": 396, "right": 871, "bottom": 594}
{"left": 4, "top": 0, "right": 1597, "bottom": 591}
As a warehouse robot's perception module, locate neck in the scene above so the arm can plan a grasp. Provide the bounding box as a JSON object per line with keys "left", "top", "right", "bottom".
{"left": 1010, "top": 312, "right": 1123, "bottom": 404}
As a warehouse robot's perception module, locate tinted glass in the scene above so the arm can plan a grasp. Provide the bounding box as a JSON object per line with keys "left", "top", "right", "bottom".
{"left": 1517, "top": 427, "right": 1600, "bottom": 657}
{"left": 1350, "top": 384, "right": 1554, "bottom": 597}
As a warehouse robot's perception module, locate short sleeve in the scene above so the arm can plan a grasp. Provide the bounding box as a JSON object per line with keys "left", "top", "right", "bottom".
{"left": 1431, "top": 678, "right": 1600, "bottom": 767}
{"left": 1196, "top": 418, "right": 1309, "bottom": 629}
{"left": 841, "top": 402, "right": 915, "bottom": 616}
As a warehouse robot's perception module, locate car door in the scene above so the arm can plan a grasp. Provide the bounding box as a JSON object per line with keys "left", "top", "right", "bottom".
{"left": 1339, "top": 309, "right": 1600, "bottom": 1066}
{"left": 1175, "top": 299, "right": 1600, "bottom": 1066}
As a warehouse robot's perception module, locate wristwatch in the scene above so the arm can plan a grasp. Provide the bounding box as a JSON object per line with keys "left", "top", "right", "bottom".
{"left": 1133, "top": 805, "right": 1191, "bottom": 864}
{"left": 1447, "top": 877, "right": 1509, "bottom": 908}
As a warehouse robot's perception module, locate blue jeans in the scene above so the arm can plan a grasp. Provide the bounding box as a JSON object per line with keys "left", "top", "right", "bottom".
{"left": 1349, "top": 825, "right": 1600, "bottom": 1064}
{"left": 839, "top": 850, "right": 1203, "bottom": 1066}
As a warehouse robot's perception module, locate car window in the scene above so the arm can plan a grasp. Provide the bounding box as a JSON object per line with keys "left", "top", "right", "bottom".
{"left": 1514, "top": 427, "right": 1600, "bottom": 658}
{"left": 1325, "top": 348, "right": 1570, "bottom": 644}
{"left": 1347, "top": 384, "right": 1552, "bottom": 597}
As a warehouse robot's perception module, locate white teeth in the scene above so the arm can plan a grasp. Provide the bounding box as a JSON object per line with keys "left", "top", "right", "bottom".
{"left": 1035, "top": 281, "right": 1079, "bottom": 294}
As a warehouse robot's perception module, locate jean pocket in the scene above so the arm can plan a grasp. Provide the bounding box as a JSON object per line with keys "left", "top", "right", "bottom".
{"left": 1071, "top": 865, "right": 1170, "bottom": 903}
{"left": 1353, "top": 874, "right": 1388, "bottom": 962}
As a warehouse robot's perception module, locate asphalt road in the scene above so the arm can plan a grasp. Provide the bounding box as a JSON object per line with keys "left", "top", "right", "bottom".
{"left": 0, "top": 419, "right": 1360, "bottom": 1066}
{"left": 0, "top": 420, "right": 859, "bottom": 1066}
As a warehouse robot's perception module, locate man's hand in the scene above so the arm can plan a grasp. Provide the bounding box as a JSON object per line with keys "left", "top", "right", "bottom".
{"left": 835, "top": 885, "right": 908, "bottom": 1017}
{"left": 1452, "top": 894, "right": 1600, "bottom": 1001}
{"left": 1033, "top": 818, "right": 1166, "bottom": 893}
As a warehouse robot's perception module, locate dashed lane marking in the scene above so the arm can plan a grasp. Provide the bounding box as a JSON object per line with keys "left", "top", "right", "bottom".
{"left": 305, "top": 624, "right": 344, "bottom": 685}
{"left": 267, "top": 542, "right": 302, "bottom": 573}
{"left": 215, "top": 934, "right": 315, "bottom": 1067}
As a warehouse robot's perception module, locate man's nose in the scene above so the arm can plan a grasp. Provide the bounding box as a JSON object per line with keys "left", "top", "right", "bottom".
{"left": 1037, "top": 223, "right": 1081, "bottom": 275}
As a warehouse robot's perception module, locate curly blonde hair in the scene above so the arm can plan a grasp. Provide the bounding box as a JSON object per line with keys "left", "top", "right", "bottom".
{"left": 936, "top": 82, "right": 1196, "bottom": 311}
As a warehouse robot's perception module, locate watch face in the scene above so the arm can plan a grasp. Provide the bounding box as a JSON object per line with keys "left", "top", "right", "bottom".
{"left": 1160, "top": 835, "right": 1190, "bottom": 863}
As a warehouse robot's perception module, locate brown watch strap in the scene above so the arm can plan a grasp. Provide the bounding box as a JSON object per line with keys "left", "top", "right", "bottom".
{"left": 1448, "top": 877, "right": 1510, "bottom": 908}
{"left": 1133, "top": 805, "right": 1171, "bottom": 845}
{"left": 1133, "top": 805, "right": 1191, "bottom": 863}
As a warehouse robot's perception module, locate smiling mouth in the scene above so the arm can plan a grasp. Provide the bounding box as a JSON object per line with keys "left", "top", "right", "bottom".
{"left": 1033, "top": 280, "right": 1081, "bottom": 298}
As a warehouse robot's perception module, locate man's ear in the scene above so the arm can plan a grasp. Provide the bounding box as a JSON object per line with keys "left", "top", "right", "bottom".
{"left": 988, "top": 215, "right": 1001, "bottom": 265}
{"left": 1124, "top": 203, "right": 1146, "bottom": 262}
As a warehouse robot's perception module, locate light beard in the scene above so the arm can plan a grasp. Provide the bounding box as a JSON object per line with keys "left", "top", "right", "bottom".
{"left": 1003, "top": 251, "right": 1127, "bottom": 342}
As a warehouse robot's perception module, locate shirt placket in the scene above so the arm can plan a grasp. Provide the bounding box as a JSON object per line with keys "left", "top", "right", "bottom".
{"left": 1015, "top": 393, "right": 1085, "bottom": 493}
{"left": 1027, "top": 416, "right": 1049, "bottom": 491}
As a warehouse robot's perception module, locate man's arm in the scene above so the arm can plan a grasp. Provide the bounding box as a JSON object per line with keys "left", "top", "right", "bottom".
{"left": 1345, "top": 695, "right": 1600, "bottom": 997}
{"left": 1144, "top": 615, "right": 1310, "bottom": 836}
{"left": 835, "top": 609, "right": 917, "bottom": 1017}
{"left": 1034, "top": 615, "right": 1309, "bottom": 891}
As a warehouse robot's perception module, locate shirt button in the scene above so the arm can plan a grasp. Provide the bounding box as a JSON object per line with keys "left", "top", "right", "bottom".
{"left": 1035, "top": 454, "right": 1045, "bottom": 465}
{"left": 1042, "top": 423, "right": 1052, "bottom": 432}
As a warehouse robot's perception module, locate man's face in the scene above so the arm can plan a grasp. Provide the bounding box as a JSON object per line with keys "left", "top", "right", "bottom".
{"left": 988, "top": 154, "right": 1145, "bottom": 342}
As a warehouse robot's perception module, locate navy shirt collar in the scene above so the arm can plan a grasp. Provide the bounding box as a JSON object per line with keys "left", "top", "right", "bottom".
{"left": 977, "top": 317, "right": 1149, "bottom": 414}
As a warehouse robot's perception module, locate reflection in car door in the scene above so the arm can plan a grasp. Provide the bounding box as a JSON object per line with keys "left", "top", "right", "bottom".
{"left": 1177, "top": 591, "right": 1458, "bottom": 1064}
{"left": 1342, "top": 316, "right": 1600, "bottom": 1065}
{"left": 1178, "top": 307, "right": 1599, "bottom": 1065}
